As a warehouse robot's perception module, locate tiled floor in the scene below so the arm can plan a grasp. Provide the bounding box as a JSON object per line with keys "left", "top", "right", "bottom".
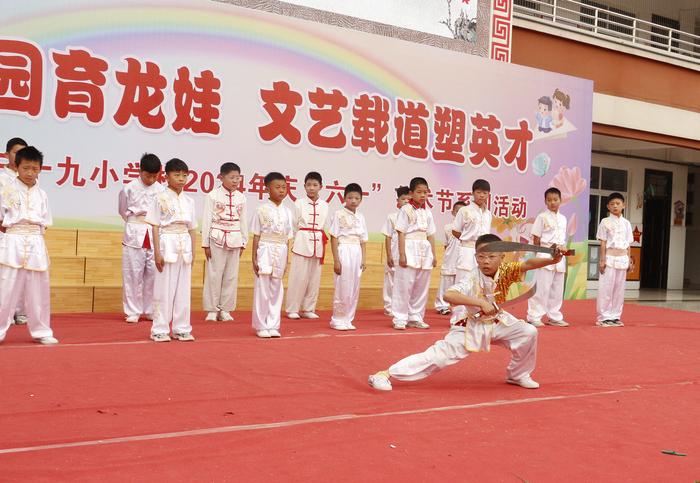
{"left": 626, "top": 289, "right": 700, "bottom": 312}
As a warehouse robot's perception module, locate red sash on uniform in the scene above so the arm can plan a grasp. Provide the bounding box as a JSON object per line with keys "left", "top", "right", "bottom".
{"left": 299, "top": 228, "right": 329, "bottom": 264}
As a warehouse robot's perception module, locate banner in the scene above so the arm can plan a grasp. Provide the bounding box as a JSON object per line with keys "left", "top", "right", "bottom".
{"left": 0, "top": 0, "right": 592, "bottom": 298}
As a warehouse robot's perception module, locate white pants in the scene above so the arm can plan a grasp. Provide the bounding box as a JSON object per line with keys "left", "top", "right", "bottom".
{"left": 151, "top": 259, "right": 192, "bottom": 336}
{"left": 203, "top": 245, "right": 240, "bottom": 312}
{"left": 391, "top": 266, "right": 431, "bottom": 324}
{"left": 285, "top": 254, "right": 322, "bottom": 314}
{"left": 331, "top": 244, "right": 362, "bottom": 327}
{"left": 383, "top": 265, "right": 395, "bottom": 313}
{"left": 0, "top": 266, "right": 52, "bottom": 341}
{"left": 434, "top": 274, "right": 455, "bottom": 310}
{"left": 388, "top": 323, "right": 538, "bottom": 382}
{"left": 527, "top": 269, "right": 565, "bottom": 322}
{"left": 122, "top": 245, "right": 156, "bottom": 317}
{"left": 252, "top": 275, "right": 284, "bottom": 331}
{"left": 597, "top": 267, "right": 626, "bottom": 322}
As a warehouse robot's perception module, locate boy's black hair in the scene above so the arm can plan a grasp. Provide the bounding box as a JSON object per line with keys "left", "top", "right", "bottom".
{"left": 395, "top": 186, "right": 409, "bottom": 198}
{"left": 453, "top": 201, "right": 467, "bottom": 209}
{"left": 475, "top": 233, "right": 502, "bottom": 248}
{"left": 139, "top": 153, "right": 161, "bottom": 174}
{"left": 409, "top": 177, "right": 429, "bottom": 191}
{"left": 220, "top": 162, "right": 241, "bottom": 175}
{"left": 304, "top": 171, "right": 323, "bottom": 184}
{"left": 15, "top": 146, "right": 43, "bottom": 167}
{"left": 544, "top": 187, "right": 561, "bottom": 199}
{"left": 608, "top": 192, "right": 625, "bottom": 203}
{"left": 344, "top": 183, "right": 363, "bottom": 197}
{"left": 6, "top": 137, "right": 27, "bottom": 153}
{"left": 538, "top": 96, "right": 552, "bottom": 110}
{"left": 264, "top": 171, "right": 286, "bottom": 186}
{"left": 472, "top": 179, "right": 491, "bottom": 192}
{"left": 165, "top": 158, "right": 188, "bottom": 173}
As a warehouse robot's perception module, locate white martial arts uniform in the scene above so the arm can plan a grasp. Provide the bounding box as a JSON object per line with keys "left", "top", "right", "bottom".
{"left": 526, "top": 210, "right": 567, "bottom": 323}
{"left": 251, "top": 201, "right": 294, "bottom": 332}
{"left": 434, "top": 221, "right": 459, "bottom": 311}
{"left": 391, "top": 202, "right": 436, "bottom": 327}
{"left": 381, "top": 211, "right": 399, "bottom": 315}
{"left": 145, "top": 188, "right": 197, "bottom": 337}
{"left": 118, "top": 179, "right": 165, "bottom": 319}
{"left": 201, "top": 186, "right": 247, "bottom": 313}
{"left": 0, "top": 167, "right": 26, "bottom": 321}
{"left": 329, "top": 207, "right": 368, "bottom": 329}
{"left": 388, "top": 262, "right": 538, "bottom": 383}
{"left": 0, "top": 178, "right": 54, "bottom": 341}
{"left": 596, "top": 214, "right": 633, "bottom": 322}
{"left": 286, "top": 197, "right": 329, "bottom": 315}
{"left": 453, "top": 202, "right": 492, "bottom": 282}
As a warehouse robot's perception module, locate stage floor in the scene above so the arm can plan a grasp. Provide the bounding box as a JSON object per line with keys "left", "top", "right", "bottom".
{"left": 1, "top": 300, "right": 698, "bottom": 482}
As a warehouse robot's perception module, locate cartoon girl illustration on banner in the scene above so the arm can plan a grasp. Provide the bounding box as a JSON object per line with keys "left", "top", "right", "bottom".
{"left": 552, "top": 89, "right": 571, "bottom": 129}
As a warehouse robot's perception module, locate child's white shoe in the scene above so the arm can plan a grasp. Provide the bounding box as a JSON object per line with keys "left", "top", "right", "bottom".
{"left": 368, "top": 371, "right": 392, "bottom": 391}
{"left": 175, "top": 332, "right": 195, "bottom": 341}
{"left": 268, "top": 329, "right": 281, "bottom": 338}
{"left": 150, "top": 333, "right": 171, "bottom": 342}
{"left": 287, "top": 312, "right": 300, "bottom": 320}
{"left": 506, "top": 376, "right": 540, "bottom": 389}
{"left": 205, "top": 312, "right": 218, "bottom": 321}
{"left": 125, "top": 315, "right": 139, "bottom": 324}
{"left": 407, "top": 320, "right": 430, "bottom": 329}
{"left": 546, "top": 319, "right": 569, "bottom": 327}
{"left": 527, "top": 319, "right": 545, "bottom": 327}
{"left": 330, "top": 324, "right": 349, "bottom": 331}
{"left": 218, "top": 311, "right": 234, "bottom": 322}
{"left": 300, "top": 312, "right": 319, "bottom": 319}
{"left": 257, "top": 330, "right": 271, "bottom": 338}
{"left": 34, "top": 336, "right": 59, "bottom": 345}
{"left": 14, "top": 314, "right": 28, "bottom": 325}
{"left": 392, "top": 322, "right": 406, "bottom": 330}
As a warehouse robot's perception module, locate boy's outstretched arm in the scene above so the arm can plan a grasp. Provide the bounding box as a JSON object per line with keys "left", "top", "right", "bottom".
{"left": 521, "top": 248, "right": 563, "bottom": 273}
{"left": 444, "top": 289, "right": 497, "bottom": 316}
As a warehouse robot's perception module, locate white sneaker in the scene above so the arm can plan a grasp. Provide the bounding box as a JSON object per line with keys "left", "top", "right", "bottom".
{"left": 268, "top": 329, "right": 281, "bottom": 338}
{"left": 528, "top": 319, "right": 545, "bottom": 327}
{"left": 150, "top": 333, "right": 171, "bottom": 342}
{"left": 14, "top": 314, "right": 28, "bottom": 325}
{"left": 546, "top": 319, "right": 570, "bottom": 327}
{"left": 257, "top": 330, "right": 271, "bottom": 338}
{"left": 300, "top": 312, "right": 319, "bottom": 319}
{"left": 218, "top": 311, "right": 234, "bottom": 322}
{"left": 174, "top": 332, "right": 195, "bottom": 341}
{"left": 392, "top": 322, "right": 407, "bottom": 330}
{"left": 330, "top": 324, "right": 349, "bottom": 331}
{"left": 205, "top": 312, "right": 218, "bottom": 321}
{"left": 407, "top": 320, "right": 430, "bottom": 329}
{"left": 287, "top": 312, "right": 301, "bottom": 320}
{"left": 506, "top": 377, "right": 540, "bottom": 389}
{"left": 125, "top": 315, "right": 139, "bottom": 324}
{"left": 35, "top": 336, "right": 59, "bottom": 345}
{"left": 346, "top": 323, "right": 357, "bottom": 330}
{"left": 368, "top": 371, "right": 392, "bottom": 391}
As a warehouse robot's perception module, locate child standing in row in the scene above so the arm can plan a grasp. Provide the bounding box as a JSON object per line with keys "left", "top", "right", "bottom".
{"left": 146, "top": 159, "right": 197, "bottom": 342}
{"left": 1, "top": 137, "right": 28, "bottom": 326}
{"left": 434, "top": 201, "right": 466, "bottom": 315}
{"left": 118, "top": 153, "right": 164, "bottom": 324}
{"left": 391, "top": 177, "right": 437, "bottom": 330}
{"left": 286, "top": 171, "right": 329, "bottom": 320}
{"left": 381, "top": 186, "right": 410, "bottom": 317}
{"left": 453, "top": 179, "right": 492, "bottom": 283}
{"left": 526, "top": 187, "right": 569, "bottom": 327}
{"left": 0, "top": 147, "right": 57, "bottom": 344}
{"left": 329, "top": 183, "right": 368, "bottom": 331}
{"left": 201, "top": 162, "right": 247, "bottom": 322}
{"left": 251, "top": 172, "right": 293, "bottom": 338}
{"left": 596, "top": 192, "right": 633, "bottom": 327}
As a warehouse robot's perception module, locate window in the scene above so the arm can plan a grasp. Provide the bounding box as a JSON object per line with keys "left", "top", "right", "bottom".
{"left": 514, "top": 0, "right": 539, "bottom": 10}
{"left": 580, "top": 0, "right": 635, "bottom": 38}
{"left": 651, "top": 14, "right": 680, "bottom": 51}
{"left": 588, "top": 164, "right": 629, "bottom": 279}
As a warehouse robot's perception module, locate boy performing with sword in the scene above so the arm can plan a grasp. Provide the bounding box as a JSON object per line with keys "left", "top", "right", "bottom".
{"left": 368, "top": 234, "right": 571, "bottom": 391}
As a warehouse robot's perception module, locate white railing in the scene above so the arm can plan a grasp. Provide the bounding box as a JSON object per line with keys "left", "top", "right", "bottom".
{"left": 514, "top": 0, "right": 700, "bottom": 63}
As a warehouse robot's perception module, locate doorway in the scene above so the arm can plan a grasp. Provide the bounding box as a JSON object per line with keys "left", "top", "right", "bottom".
{"left": 641, "top": 169, "right": 672, "bottom": 289}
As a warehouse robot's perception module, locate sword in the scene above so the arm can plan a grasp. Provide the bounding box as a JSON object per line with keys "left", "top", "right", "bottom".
{"left": 476, "top": 241, "right": 575, "bottom": 257}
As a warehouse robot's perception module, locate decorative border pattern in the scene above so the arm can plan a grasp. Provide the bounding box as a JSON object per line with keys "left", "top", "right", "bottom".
{"left": 490, "top": 0, "right": 512, "bottom": 62}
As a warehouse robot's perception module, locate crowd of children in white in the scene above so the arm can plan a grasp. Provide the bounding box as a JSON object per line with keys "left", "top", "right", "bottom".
{"left": 0, "top": 142, "right": 634, "bottom": 390}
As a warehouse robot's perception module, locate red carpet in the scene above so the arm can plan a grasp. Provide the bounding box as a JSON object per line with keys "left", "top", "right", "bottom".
{"left": 1, "top": 300, "right": 699, "bottom": 482}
